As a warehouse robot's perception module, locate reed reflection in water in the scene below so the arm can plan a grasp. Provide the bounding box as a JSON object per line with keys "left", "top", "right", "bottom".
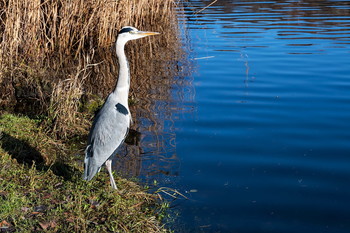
{"left": 172, "top": 0, "right": 350, "bottom": 232}
{"left": 104, "top": 10, "right": 195, "bottom": 180}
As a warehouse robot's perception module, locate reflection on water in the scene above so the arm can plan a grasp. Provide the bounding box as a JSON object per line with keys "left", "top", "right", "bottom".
{"left": 110, "top": 6, "right": 195, "bottom": 179}
{"left": 94, "top": 0, "right": 350, "bottom": 231}
{"left": 159, "top": 0, "right": 350, "bottom": 232}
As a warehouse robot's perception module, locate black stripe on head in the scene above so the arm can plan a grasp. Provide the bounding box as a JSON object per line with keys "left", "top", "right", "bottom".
{"left": 119, "top": 27, "right": 134, "bottom": 34}
{"left": 116, "top": 103, "right": 129, "bottom": 115}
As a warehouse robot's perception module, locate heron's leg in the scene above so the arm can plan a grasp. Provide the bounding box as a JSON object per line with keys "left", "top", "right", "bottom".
{"left": 105, "top": 159, "right": 117, "bottom": 190}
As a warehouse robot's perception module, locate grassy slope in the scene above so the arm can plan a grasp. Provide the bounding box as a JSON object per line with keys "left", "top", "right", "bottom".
{"left": 0, "top": 113, "right": 167, "bottom": 232}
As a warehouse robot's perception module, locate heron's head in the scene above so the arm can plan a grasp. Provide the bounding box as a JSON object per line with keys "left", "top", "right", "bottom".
{"left": 117, "top": 26, "right": 159, "bottom": 44}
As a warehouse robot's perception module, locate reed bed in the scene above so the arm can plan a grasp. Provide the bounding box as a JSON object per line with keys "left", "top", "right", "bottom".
{"left": 0, "top": 0, "right": 183, "bottom": 138}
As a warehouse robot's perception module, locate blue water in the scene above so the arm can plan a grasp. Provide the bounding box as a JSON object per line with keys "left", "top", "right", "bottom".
{"left": 136, "top": 0, "right": 350, "bottom": 232}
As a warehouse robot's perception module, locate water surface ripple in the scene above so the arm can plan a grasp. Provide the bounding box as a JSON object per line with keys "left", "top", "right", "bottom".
{"left": 136, "top": 0, "right": 350, "bottom": 232}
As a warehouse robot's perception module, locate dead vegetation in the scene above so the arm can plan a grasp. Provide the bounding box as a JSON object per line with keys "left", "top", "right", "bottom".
{"left": 0, "top": 0, "right": 182, "bottom": 138}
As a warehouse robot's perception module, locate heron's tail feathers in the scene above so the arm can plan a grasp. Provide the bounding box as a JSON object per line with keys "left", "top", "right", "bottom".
{"left": 83, "top": 145, "right": 100, "bottom": 181}
{"left": 83, "top": 160, "right": 100, "bottom": 181}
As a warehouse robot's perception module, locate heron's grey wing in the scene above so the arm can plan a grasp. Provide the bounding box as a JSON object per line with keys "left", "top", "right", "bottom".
{"left": 83, "top": 104, "right": 130, "bottom": 180}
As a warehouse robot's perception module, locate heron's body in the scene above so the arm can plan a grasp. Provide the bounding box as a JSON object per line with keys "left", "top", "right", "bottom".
{"left": 83, "top": 26, "right": 159, "bottom": 189}
{"left": 84, "top": 93, "right": 130, "bottom": 181}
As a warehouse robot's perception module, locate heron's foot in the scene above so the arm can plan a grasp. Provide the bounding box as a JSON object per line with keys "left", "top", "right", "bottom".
{"left": 110, "top": 177, "right": 118, "bottom": 190}
{"left": 105, "top": 159, "right": 118, "bottom": 190}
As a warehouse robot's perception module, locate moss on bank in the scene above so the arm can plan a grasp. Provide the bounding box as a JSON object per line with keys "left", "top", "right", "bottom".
{"left": 0, "top": 113, "right": 168, "bottom": 232}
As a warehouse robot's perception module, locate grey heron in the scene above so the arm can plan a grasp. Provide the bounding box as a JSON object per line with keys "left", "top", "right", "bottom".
{"left": 83, "top": 26, "right": 159, "bottom": 189}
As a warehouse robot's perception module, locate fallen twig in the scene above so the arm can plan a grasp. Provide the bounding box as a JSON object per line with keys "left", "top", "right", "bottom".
{"left": 194, "top": 0, "right": 218, "bottom": 14}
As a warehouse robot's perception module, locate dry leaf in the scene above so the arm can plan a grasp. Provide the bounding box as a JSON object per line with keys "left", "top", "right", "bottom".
{"left": 66, "top": 217, "right": 74, "bottom": 223}
{"left": 39, "top": 222, "right": 50, "bottom": 230}
{"left": 50, "top": 221, "right": 57, "bottom": 228}
{"left": 21, "top": 207, "right": 30, "bottom": 212}
{"left": 43, "top": 194, "right": 52, "bottom": 199}
{"left": 0, "top": 220, "right": 11, "bottom": 228}
{"left": 130, "top": 201, "right": 144, "bottom": 209}
{"left": 39, "top": 221, "right": 57, "bottom": 230}
{"left": 0, "top": 191, "right": 8, "bottom": 197}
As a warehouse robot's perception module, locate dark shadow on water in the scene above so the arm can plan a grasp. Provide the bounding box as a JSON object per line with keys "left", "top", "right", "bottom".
{"left": 0, "top": 132, "right": 78, "bottom": 180}
{"left": 124, "top": 128, "right": 141, "bottom": 146}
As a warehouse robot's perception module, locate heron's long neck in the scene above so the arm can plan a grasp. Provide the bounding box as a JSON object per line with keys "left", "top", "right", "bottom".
{"left": 113, "top": 40, "right": 130, "bottom": 105}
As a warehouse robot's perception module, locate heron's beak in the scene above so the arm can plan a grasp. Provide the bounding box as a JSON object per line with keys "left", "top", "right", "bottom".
{"left": 136, "top": 31, "right": 160, "bottom": 36}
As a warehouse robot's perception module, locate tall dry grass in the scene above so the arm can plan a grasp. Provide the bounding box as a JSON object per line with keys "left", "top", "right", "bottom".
{"left": 0, "top": 0, "right": 183, "bottom": 138}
